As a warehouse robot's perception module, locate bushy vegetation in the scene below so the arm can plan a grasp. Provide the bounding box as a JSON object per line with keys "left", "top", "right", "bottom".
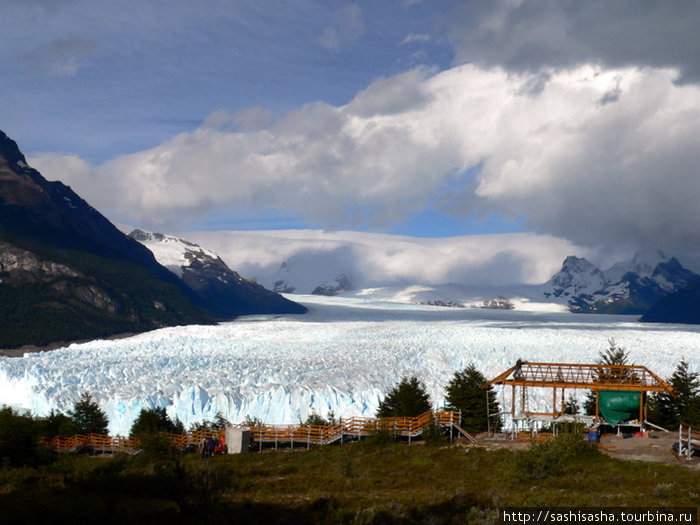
{"left": 0, "top": 433, "right": 698, "bottom": 523}
{"left": 189, "top": 412, "right": 231, "bottom": 432}
{"left": 0, "top": 238, "right": 211, "bottom": 349}
{"left": 513, "top": 425, "right": 597, "bottom": 480}
{"left": 130, "top": 407, "right": 184, "bottom": 437}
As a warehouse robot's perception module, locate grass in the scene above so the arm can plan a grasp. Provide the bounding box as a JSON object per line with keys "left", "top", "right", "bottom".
{"left": 0, "top": 437, "right": 698, "bottom": 524}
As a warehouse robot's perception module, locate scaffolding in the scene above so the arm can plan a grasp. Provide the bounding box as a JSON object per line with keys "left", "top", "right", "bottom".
{"left": 485, "top": 361, "right": 676, "bottom": 434}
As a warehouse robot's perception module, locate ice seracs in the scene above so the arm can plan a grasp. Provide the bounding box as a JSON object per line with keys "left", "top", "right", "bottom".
{"left": 1, "top": 294, "right": 699, "bottom": 436}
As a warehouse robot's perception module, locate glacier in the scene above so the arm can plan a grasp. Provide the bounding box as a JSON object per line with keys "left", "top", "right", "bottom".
{"left": 1, "top": 294, "right": 699, "bottom": 436}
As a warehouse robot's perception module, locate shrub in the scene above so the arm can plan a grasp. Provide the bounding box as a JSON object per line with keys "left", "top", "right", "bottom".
{"left": 303, "top": 411, "right": 337, "bottom": 426}
{"left": 130, "top": 407, "right": 183, "bottom": 437}
{"left": 421, "top": 420, "right": 447, "bottom": 446}
{"left": 0, "top": 406, "right": 49, "bottom": 467}
{"left": 513, "top": 431, "right": 597, "bottom": 481}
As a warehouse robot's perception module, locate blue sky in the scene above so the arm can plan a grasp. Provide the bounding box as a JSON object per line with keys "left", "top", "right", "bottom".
{"left": 4, "top": 1, "right": 700, "bottom": 255}
{"left": 4, "top": 1, "right": 453, "bottom": 161}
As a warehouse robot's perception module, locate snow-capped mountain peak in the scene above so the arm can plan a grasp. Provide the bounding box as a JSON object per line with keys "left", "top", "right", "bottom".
{"left": 541, "top": 250, "right": 698, "bottom": 314}
{"left": 604, "top": 249, "right": 668, "bottom": 283}
{"left": 543, "top": 256, "right": 607, "bottom": 298}
{"left": 129, "top": 228, "right": 224, "bottom": 278}
{"left": 129, "top": 229, "right": 307, "bottom": 317}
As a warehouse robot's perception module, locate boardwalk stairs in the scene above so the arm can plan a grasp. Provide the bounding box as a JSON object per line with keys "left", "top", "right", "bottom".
{"left": 44, "top": 410, "right": 477, "bottom": 454}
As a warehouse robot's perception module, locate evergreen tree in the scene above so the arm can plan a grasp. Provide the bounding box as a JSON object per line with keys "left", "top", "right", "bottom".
{"left": 189, "top": 412, "right": 230, "bottom": 431}
{"left": 648, "top": 359, "right": 700, "bottom": 428}
{"left": 444, "top": 364, "right": 501, "bottom": 433}
{"left": 41, "top": 409, "right": 77, "bottom": 437}
{"left": 376, "top": 376, "right": 431, "bottom": 418}
{"left": 303, "top": 411, "right": 337, "bottom": 426}
{"left": 563, "top": 394, "right": 579, "bottom": 415}
{"left": 584, "top": 339, "right": 632, "bottom": 415}
{"left": 130, "top": 407, "right": 184, "bottom": 437}
{"left": 68, "top": 392, "right": 109, "bottom": 435}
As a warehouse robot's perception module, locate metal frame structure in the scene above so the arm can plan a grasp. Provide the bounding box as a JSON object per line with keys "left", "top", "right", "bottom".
{"left": 486, "top": 361, "right": 676, "bottom": 427}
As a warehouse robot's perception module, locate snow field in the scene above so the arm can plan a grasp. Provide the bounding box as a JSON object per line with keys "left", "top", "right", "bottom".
{"left": 1, "top": 295, "right": 698, "bottom": 435}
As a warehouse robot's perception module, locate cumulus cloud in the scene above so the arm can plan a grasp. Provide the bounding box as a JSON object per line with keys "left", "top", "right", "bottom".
{"left": 35, "top": 63, "right": 700, "bottom": 257}
{"left": 448, "top": 0, "right": 700, "bottom": 83}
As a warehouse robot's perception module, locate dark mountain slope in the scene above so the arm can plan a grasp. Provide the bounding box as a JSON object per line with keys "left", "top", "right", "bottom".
{"left": 0, "top": 130, "right": 211, "bottom": 348}
{"left": 641, "top": 280, "right": 700, "bottom": 324}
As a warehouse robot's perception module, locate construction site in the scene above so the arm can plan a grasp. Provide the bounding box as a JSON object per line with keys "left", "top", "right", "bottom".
{"left": 483, "top": 360, "right": 699, "bottom": 466}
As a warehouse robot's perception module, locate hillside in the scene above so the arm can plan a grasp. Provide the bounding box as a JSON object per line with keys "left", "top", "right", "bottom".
{"left": 0, "top": 130, "right": 213, "bottom": 348}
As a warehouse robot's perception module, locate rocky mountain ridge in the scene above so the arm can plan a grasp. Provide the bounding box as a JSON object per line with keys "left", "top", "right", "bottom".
{"left": 129, "top": 229, "right": 307, "bottom": 316}
{"left": 542, "top": 251, "right": 699, "bottom": 314}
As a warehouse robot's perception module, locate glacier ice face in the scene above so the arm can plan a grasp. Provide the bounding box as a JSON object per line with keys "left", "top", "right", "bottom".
{"left": 1, "top": 295, "right": 699, "bottom": 435}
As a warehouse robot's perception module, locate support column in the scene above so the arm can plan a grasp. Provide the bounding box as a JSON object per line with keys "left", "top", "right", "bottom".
{"left": 561, "top": 388, "right": 566, "bottom": 415}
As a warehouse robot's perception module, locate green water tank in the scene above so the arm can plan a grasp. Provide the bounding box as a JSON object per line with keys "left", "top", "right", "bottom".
{"left": 598, "top": 390, "right": 640, "bottom": 427}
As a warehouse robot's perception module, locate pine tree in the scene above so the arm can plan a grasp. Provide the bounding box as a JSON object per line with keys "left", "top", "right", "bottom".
{"left": 130, "top": 407, "right": 184, "bottom": 437}
{"left": 68, "top": 392, "right": 109, "bottom": 435}
{"left": 564, "top": 394, "right": 579, "bottom": 415}
{"left": 376, "top": 376, "right": 431, "bottom": 418}
{"left": 41, "top": 409, "right": 77, "bottom": 437}
{"left": 584, "top": 339, "right": 632, "bottom": 415}
{"left": 648, "top": 359, "right": 700, "bottom": 428}
{"left": 444, "top": 364, "right": 501, "bottom": 433}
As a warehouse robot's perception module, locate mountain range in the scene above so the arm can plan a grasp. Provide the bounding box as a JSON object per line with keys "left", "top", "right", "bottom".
{"left": 213, "top": 239, "right": 700, "bottom": 320}
{"left": 541, "top": 251, "right": 699, "bottom": 314}
{"left": 0, "top": 130, "right": 304, "bottom": 349}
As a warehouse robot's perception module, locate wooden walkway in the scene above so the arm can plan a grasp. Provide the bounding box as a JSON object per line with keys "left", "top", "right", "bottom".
{"left": 43, "top": 410, "right": 476, "bottom": 455}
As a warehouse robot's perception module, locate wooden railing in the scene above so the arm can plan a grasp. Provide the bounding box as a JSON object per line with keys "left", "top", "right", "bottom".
{"left": 43, "top": 428, "right": 226, "bottom": 455}
{"left": 678, "top": 422, "right": 700, "bottom": 459}
{"left": 43, "top": 410, "right": 472, "bottom": 454}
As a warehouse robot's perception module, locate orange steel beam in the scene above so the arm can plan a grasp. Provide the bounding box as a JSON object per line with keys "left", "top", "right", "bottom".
{"left": 486, "top": 361, "right": 675, "bottom": 394}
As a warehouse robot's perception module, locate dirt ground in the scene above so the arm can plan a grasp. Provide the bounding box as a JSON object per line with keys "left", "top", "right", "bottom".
{"left": 597, "top": 430, "right": 699, "bottom": 468}
{"left": 468, "top": 430, "right": 700, "bottom": 469}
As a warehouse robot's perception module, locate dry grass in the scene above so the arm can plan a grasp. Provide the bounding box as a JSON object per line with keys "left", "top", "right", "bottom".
{"left": 0, "top": 437, "right": 698, "bottom": 523}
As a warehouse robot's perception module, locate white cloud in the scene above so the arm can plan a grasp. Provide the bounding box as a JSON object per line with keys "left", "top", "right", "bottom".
{"left": 28, "top": 152, "right": 116, "bottom": 212}
{"left": 398, "top": 33, "right": 430, "bottom": 46}
{"left": 35, "top": 63, "right": 700, "bottom": 257}
{"left": 186, "top": 229, "right": 584, "bottom": 288}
